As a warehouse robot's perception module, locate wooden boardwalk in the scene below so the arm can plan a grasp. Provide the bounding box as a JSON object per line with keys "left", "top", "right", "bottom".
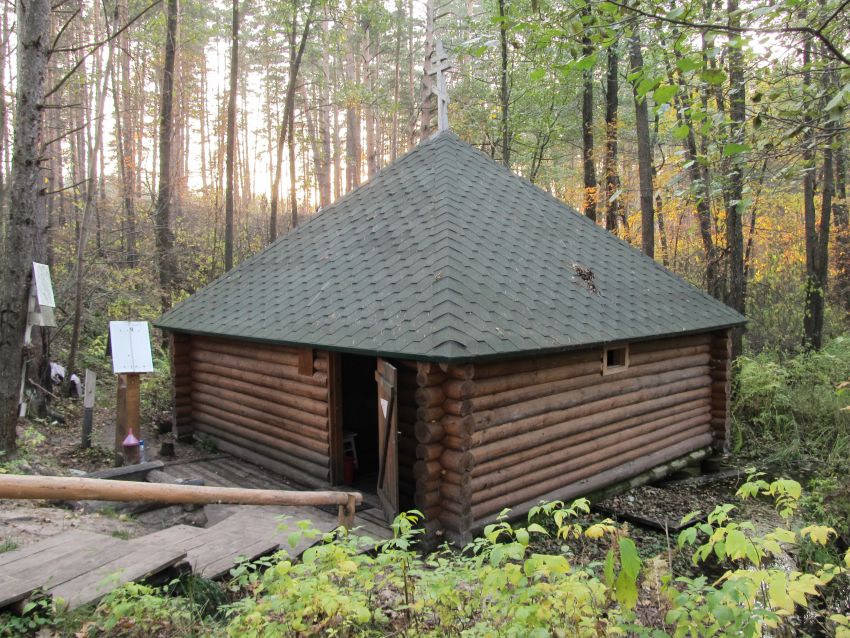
{"left": 0, "top": 456, "right": 392, "bottom": 612}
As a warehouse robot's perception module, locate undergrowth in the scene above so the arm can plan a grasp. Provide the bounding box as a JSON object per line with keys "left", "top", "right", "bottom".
{"left": 7, "top": 475, "right": 848, "bottom": 638}
{"left": 733, "top": 335, "right": 850, "bottom": 539}
{"left": 733, "top": 334, "right": 850, "bottom": 466}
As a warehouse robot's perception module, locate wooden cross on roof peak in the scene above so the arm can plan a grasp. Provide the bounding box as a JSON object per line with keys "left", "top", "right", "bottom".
{"left": 428, "top": 40, "right": 451, "bottom": 132}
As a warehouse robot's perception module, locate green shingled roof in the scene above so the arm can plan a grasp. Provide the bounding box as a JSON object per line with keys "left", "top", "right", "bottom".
{"left": 155, "top": 131, "right": 745, "bottom": 361}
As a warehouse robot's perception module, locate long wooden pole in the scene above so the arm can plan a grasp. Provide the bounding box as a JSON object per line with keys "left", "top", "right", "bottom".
{"left": 0, "top": 475, "right": 362, "bottom": 527}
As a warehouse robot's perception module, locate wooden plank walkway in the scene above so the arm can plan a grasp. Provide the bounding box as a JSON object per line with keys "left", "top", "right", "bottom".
{"left": 0, "top": 456, "right": 392, "bottom": 612}
{"left": 165, "top": 456, "right": 393, "bottom": 541}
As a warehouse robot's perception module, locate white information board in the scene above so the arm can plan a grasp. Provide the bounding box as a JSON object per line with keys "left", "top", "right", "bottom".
{"left": 108, "top": 321, "right": 154, "bottom": 374}
{"left": 32, "top": 262, "right": 55, "bottom": 307}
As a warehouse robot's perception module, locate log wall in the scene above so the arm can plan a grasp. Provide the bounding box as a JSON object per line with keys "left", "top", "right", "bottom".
{"left": 423, "top": 333, "right": 721, "bottom": 543}
{"left": 184, "top": 335, "right": 332, "bottom": 488}
{"left": 709, "top": 329, "right": 732, "bottom": 452}
{"left": 171, "top": 333, "right": 192, "bottom": 440}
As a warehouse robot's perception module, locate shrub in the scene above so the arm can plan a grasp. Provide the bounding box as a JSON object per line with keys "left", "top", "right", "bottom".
{"left": 733, "top": 335, "right": 850, "bottom": 470}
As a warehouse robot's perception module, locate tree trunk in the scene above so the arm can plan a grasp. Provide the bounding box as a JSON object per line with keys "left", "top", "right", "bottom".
{"left": 498, "top": 0, "right": 511, "bottom": 168}
{"left": 725, "top": 0, "right": 745, "bottom": 357}
{"left": 603, "top": 43, "right": 623, "bottom": 233}
{"left": 154, "top": 0, "right": 179, "bottom": 310}
{"left": 288, "top": 98, "right": 298, "bottom": 229}
{"left": 345, "top": 41, "right": 361, "bottom": 191}
{"left": 0, "top": 0, "right": 51, "bottom": 455}
{"left": 581, "top": 18, "right": 597, "bottom": 222}
{"left": 66, "top": 29, "right": 115, "bottom": 384}
{"left": 833, "top": 138, "right": 849, "bottom": 312}
{"left": 117, "top": 0, "right": 137, "bottom": 267}
{"left": 803, "top": 46, "right": 834, "bottom": 350}
{"left": 629, "top": 32, "right": 655, "bottom": 256}
{"left": 269, "top": 0, "right": 315, "bottom": 241}
{"left": 224, "top": 0, "right": 239, "bottom": 271}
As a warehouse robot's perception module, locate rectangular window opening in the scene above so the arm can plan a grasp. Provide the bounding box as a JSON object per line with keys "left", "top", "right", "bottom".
{"left": 602, "top": 344, "right": 629, "bottom": 375}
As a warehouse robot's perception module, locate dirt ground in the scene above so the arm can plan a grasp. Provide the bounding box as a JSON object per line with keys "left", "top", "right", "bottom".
{"left": 1, "top": 396, "right": 210, "bottom": 552}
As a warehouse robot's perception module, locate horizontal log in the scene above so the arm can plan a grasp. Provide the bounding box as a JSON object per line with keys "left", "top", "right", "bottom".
{"left": 415, "top": 477, "right": 440, "bottom": 494}
{"left": 415, "top": 386, "right": 445, "bottom": 408}
{"left": 441, "top": 481, "right": 470, "bottom": 503}
{"left": 190, "top": 349, "right": 327, "bottom": 387}
{"left": 471, "top": 421, "right": 711, "bottom": 510}
{"left": 417, "top": 373, "right": 445, "bottom": 389}
{"left": 462, "top": 359, "right": 601, "bottom": 401}
{"left": 192, "top": 401, "right": 329, "bottom": 457}
{"left": 443, "top": 379, "right": 476, "bottom": 401}
{"left": 193, "top": 371, "right": 327, "bottom": 417}
{"left": 441, "top": 448, "right": 475, "bottom": 473}
{"left": 442, "top": 435, "right": 464, "bottom": 450}
{"left": 441, "top": 362, "right": 474, "bottom": 380}
{"left": 192, "top": 435, "right": 329, "bottom": 490}
{"left": 414, "top": 420, "right": 444, "bottom": 443}
{"left": 417, "top": 406, "right": 444, "bottom": 422}
{"left": 190, "top": 361, "right": 329, "bottom": 402}
{"left": 194, "top": 337, "right": 329, "bottom": 372}
{"left": 193, "top": 420, "right": 329, "bottom": 484}
{"left": 472, "top": 391, "right": 710, "bottom": 465}
{"left": 472, "top": 407, "right": 711, "bottom": 489}
{"left": 0, "top": 474, "right": 359, "bottom": 509}
{"left": 628, "top": 344, "right": 710, "bottom": 366}
{"left": 472, "top": 350, "right": 600, "bottom": 380}
{"left": 190, "top": 389, "right": 327, "bottom": 442}
{"left": 468, "top": 354, "right": 710, "bottom": 416}
{"left": 416, "top": 443, "right": 443, "bottom": 462}
{"left": 630, "top": 333, "right": 711, "bottom": 354}
{"left": 442, "top": 415, "right": 473, "bottom": 437}
{"left": 192, "top": 410, "right": 330, "bottom": 473}
{"left": 475, "top": 374, "right": 711, "bottom": 445}
{"left": 413, "top": 460, "right": 442, "bottom": 480}
{"left": 471, "top": 438, "right": 712, "bottom": 525}
{"left": 440, "top": 498, "right": 467, "bottom": 518}
{"left": 414, "top": 490, "right": 441, "bottom": 509}
{"left": 192, "top": 380, "right": 328, "bottom": 430}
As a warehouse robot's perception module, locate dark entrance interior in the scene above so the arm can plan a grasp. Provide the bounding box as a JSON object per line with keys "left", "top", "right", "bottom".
{"left": 340, "top": 353, "right": 379, "bottom": 492}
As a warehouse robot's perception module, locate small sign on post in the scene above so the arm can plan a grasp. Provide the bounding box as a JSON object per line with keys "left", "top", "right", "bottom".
{"left": 107, "top": 321, "right": 153, "bottom": 466}
{"left": 25, "top": 262, "right": 57, "bottom": 345}
{"left": 81, "top": 370, "right": 96, "bottom": 449}
{"left": 19, "top": 263, "right": 57, "bottom": 417}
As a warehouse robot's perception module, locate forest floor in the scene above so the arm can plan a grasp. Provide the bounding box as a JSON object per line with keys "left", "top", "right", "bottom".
{"left": 1, "top": 399, "right": 787, "bottom": 568}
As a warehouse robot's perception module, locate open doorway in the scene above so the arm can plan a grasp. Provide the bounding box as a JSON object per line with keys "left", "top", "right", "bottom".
{"left": 339, "top": 353, "right": 379, "bottom": 495}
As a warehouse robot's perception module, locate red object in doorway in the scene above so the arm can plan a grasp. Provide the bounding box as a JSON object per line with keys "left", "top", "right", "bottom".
{"left": 343, "top": 454, "right": 356, "bottom": 485}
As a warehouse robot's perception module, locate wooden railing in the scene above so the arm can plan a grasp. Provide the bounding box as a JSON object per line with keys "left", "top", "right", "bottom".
{"left": 0, "top": 474, "right": 362, "bottom": 528}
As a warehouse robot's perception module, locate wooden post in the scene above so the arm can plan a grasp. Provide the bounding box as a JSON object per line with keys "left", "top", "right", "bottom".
{"left": 81, "top": 370, "right": 96, "bottom": 449}
{"left": 126, "top": 372, "right": 140, "bottom": 438}
{"left": 115, "top": 374, "right": 127, "bottom": 465}
{"left": 338, "top": 492, "right": 357, "bottom": 529}
{"left": 114, "top": 372, "right": 141, "bottom": 464}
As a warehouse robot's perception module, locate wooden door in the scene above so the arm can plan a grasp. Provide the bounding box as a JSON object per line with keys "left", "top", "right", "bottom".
{"left": 375, "top": 359, "right": 398, "bottom": 522}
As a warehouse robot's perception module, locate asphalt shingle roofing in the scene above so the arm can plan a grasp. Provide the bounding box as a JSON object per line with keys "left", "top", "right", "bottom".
{"left": 155, "top": 131, "right": 745, "bottom": 361}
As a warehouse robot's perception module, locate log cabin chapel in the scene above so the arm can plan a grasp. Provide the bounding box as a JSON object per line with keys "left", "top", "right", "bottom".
{"left": 155, "top": 131, "right": 746, "bottom": 544}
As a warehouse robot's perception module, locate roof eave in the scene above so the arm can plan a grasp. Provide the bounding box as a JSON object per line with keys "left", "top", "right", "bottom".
{"left": 154, "top": 317, "right": 747, "bottom": 364}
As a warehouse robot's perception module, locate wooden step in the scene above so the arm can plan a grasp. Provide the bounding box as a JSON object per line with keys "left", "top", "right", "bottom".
{"left": 0, "top": 531, "right": 126, "bottom": 608}
{"left": 50, "top": 531, "right": 188, "bottom": 610}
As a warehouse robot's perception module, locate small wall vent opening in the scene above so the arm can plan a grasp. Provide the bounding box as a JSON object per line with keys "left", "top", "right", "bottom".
{"left": 603, "top": 344, "right": 629, "bottom": 375}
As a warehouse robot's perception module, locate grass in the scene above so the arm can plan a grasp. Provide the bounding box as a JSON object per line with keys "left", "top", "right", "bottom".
{"left": 111, "top": 530, "right": 132, "bottom": 540}
{"left": 0, "top": 540, "right": 18, "bottom": 554}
